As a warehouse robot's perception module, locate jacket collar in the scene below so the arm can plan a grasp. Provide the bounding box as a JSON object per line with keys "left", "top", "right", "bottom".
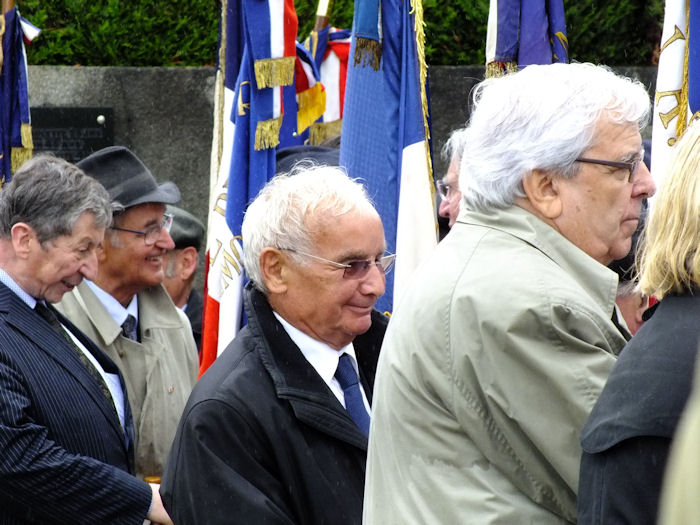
{"left": 459, "top": 205, "right": 621, "bottom": 328}
{"left": 242, "top": 283, "right": 387, "bottom": 449}
{"left": 70, "top": 281, "right": 183, "bottom": 346}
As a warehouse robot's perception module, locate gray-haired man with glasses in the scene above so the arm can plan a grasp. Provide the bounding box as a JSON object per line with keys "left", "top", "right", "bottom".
{"left": 56, "top": 146, "right": 198, "bottom": 483}
{"left": 161, "top": 164, "right": 390, "bottom": 525}
{"left": 364, "top": 63, "right": 656, "bottom": 524}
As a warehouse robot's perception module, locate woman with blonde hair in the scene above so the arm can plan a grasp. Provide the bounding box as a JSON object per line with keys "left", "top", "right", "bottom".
{"left": 578, "top": 119, "right": 700, "bottom": 524}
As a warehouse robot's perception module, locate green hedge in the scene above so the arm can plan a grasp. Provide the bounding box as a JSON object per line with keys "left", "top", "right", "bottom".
{"left": 18, "top": 0, "right": 663, "bottom": 67}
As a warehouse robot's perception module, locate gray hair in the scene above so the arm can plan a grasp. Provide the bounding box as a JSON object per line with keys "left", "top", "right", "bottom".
{"left": 441, "top": 126, "right": 468, "bottom": 164}
{"left": 0, "top": 154, "right": 115, "bottom": 243}
{"left": 242, "top": 163, "right": 378, "bottom": 293}
{"left": 461, "top": 62, "right": 651, "bottom": 211}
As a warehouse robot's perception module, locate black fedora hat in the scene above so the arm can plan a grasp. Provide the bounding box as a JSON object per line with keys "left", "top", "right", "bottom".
{"left": 77, "top": 146, "right": 180, "bottom": 208}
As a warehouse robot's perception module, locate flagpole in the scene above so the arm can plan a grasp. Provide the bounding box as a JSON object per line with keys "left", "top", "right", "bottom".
{"left": 2, "top": 1, "right": 14, "bottom": 14}
{"left": 314, "top": 0, "right": 332, "bottom": 31}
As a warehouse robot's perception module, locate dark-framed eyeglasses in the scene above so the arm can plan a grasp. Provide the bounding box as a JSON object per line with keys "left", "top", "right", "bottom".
{"left": 282, "top": 249, "right": 396, "bottom": 279}
{"left": 436, "top": 179, "right": 455, "bottom": 200}
{"left": 575, "top": 148, "right": 645, "bottom": 183}
{"left": 111, "top": 213, "right": 173, "bottom": 246}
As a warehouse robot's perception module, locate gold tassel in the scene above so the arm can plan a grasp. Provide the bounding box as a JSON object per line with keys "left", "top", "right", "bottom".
{"left": 0, "top": 14, "right": 5, "bottom": 72}
{"left": 297, "top": 84, "right": 326, "bottom": 135}
{"left": 254, "top": 56, "right": 295, "bottom": 89}
{"left": 309, "top": 119, "right": 343, "bottom": 146}
{"left": 20, "top": 122, "right": 33, "bottom": 149}
{"left": 255, "top": 115, "right": 282, "bottom": 150}
{"left": 11, "top": 123, "right": 33, "bottom": 173}
{"left": 353, "top": 38, "right": 382, "bottom": 71}
{"left": 11, "top": 147, "right": 32, "bottom": 173}
{"left": 485, "top": 61, "right": 518, "bottom": 78}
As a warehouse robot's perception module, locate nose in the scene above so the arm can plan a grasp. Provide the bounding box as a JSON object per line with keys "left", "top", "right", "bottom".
{"left": 81, "top": 248, "right": 100, "bottom": 281}
{"left": 438, "top": 196, "right": 450, "bottom": 219}
{"left": 633, "top": 161, "right": 656, "bottom": 199}
{"left": 156, "top": 227, "right": 176, "bottom": 250}
{"left": 359, "top": 260, "right": 386, "bottom": 297}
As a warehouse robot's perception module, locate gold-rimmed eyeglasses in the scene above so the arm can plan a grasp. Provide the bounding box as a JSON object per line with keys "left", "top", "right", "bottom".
{"left": 282, "top": 249, "right": 395, "bottom": 279}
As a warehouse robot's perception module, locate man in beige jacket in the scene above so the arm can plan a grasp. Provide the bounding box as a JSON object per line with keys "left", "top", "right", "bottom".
{"left": 364, "top": 63, "right": 655, "bottom": 524}
{"left": 56, "top": 146, "right": 198, "bottom": 481}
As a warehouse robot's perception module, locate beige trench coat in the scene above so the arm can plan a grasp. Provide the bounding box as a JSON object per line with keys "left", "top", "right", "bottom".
{"left": 57, "top": 282, "right": 198, "bottom": 479}
{"left": 364, "top": 205, "right": 625, "bottom": 524}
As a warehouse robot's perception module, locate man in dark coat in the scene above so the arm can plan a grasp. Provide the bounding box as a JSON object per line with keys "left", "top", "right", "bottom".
{"left": 161, "top": 165, "right": 392, "bottom": 524}
{"left": 0, "top": 155, "right": 171, "bottom": 524}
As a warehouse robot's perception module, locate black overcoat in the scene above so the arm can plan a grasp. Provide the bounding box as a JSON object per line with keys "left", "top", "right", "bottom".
{"left": 161, "top": 283, "right": 388, "bottom": 525}
{"left": 578, "top": 293, "right": 700, "bottom": 524}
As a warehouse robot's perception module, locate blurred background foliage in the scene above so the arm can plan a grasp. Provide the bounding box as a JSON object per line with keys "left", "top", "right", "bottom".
{"left": 17, "top": 0, "right": 664, "bottom": 67}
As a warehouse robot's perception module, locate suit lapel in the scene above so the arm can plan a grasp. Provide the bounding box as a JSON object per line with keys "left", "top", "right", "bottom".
{"left": 0, "top": 285, "right": 128, "bottom": 448}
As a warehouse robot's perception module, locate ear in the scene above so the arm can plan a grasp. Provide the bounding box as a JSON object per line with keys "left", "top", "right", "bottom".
{"left": 259, "top": 248, "right": 288, "bottom": 294}
{"left": 522, "top": 169, "right": 563, "bottom": 220}
{"left": 10, "top": 223, "right": 35, "bottom": 259}
{"left": 179, "top": 246, "right": 199, "bottom": 280}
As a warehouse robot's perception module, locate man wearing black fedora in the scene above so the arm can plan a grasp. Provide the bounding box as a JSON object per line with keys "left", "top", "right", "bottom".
{"left": 162, "top": 204, "right": 206, "bottom": 352}
{"left": 56, "top": 146, "right": 198, "bottom": 482}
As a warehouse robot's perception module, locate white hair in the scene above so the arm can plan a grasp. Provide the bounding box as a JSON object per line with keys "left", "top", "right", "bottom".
{"left": 441, "top": 126, "right": 468, "bottom": 164}
{"left": 242, "top": 163, "right": 378, "bottom": 292}
{"left": 461, "top": 62, "right": 651, "bottom": 211}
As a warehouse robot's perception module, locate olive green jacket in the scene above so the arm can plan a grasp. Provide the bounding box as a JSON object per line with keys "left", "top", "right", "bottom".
{"left": 364, "top": 205, "right": 626, "bottom": 524}
{"left": 56, "top": 282, "right": 198, "bottom": 480}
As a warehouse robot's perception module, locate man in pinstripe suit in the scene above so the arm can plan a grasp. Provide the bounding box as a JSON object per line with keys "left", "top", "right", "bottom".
{"left": 0, "top": 155, "right": 172, "bottom": 524}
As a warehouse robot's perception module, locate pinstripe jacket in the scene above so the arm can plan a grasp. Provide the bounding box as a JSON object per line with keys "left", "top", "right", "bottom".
{"left": 0, "top": 282, "right": 152, "bottom": 524}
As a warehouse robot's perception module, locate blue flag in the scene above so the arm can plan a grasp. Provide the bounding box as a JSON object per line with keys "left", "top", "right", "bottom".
{"left": 0, "top": 8, "right": 37, "bottom": 184}
{"left": 340, "top": 0, "right": 437, "bottom": 313}
{"left": 486, "top": 0, "right": 568, "bottom": 75}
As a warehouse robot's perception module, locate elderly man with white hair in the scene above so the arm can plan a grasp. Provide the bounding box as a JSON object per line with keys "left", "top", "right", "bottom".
{"left": 161, "top": 165, "right": 392, "bottom": 525}
{"left": 363, "top": 62, "right": 656, "bottom": 524}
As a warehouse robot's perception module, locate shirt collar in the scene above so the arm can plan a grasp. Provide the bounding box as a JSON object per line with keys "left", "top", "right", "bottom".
{"left": 273, "top": 311, "right": 358, "bottom": 385}
{"left": 0, "top": 268, "right": 37, "bottom": 309}
{"left": 85, "top": 279, "right": 139, "bottom": 326}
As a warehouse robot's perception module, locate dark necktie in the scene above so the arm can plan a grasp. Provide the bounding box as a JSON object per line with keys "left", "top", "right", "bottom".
{"left": 34, "top": 302, "right": 114, "bottom": 403}
{"left": 335, "top": 353, "right": 371, "bottom": 436}
{"left": 121, "top": 314, "right": 138, "bottom": 342}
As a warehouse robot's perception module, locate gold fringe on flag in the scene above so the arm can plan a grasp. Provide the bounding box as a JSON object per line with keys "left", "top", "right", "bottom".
{"left": 309, "top": 119, "right": 343, "bottom": 145}
{"left": 297, "top": 83, "right": 326, "bottom": 135}
{"left": 254, "top": 115, "right": 282, "bottom": 150}
{"left": 11, "top": 123, "right": 33, "bottom": 172}
{"left": 254, "top": 56, "right": 295, "bottom": 89}
{"left": 410, "top": 0, "right": 434, "bottom": 192}
{"left": 485, "top": 61, "right": 518, "bottom": 78}
{"left": 0, "top": 14, "right": 5, "bottom": 72}
{"left": 353, "top": 38, "right": 382, "bottom": 71}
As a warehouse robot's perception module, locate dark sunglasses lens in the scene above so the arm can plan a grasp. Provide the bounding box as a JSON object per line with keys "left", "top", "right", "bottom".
{"left": 344, "top": 260, "right": 372, "bottom": 279}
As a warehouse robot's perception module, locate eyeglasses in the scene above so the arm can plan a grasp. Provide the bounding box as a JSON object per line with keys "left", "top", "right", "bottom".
{"left": 283, "top": 249, "right": 396, "bottom": 279}
{"left": 111, "top": 213, "right": 173, "bottom": 246}
{"left": 575, "top": 149, "right": 645, "bottom": 183}
{"left": 436, "top": 179, "right": 455, "bottom": 200}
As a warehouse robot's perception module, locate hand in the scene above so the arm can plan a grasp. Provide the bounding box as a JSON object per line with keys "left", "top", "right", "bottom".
{"left": 147, "top": 483, "right": 173, "bottom": 525}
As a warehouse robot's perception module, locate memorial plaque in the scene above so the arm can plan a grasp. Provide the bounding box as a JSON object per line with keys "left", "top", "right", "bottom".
{"left": 31, "top": 107, "right": 114, "bottom": 163}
